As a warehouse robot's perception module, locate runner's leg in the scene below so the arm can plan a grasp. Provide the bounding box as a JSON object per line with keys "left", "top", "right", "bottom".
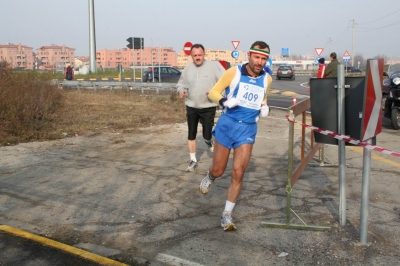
{"left": 227, "top": 144, "right": 253, "bottom": 203}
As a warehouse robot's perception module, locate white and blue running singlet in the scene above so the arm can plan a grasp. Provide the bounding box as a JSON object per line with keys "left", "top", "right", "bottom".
{"left": 223, "top": 65, "right": 268, "bottom": 123}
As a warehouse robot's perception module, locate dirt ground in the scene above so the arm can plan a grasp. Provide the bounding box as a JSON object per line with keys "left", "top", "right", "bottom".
{"left": 1, "top": 108, "right": 400, "bottom": 265}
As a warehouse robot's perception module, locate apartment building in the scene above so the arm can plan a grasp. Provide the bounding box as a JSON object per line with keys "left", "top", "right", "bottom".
{"left": 0, "top": 43, "right": 35, "bottom": 69}
{"left": 176, "top": 49, "right": 247, "bottom": 69}
{"left": 96, "top": 47, "right": 178, "bottom": 69}
{"left": 75, "top": 56, "right": 90, "bottom": 68}
{"left": 36, "top": 45, "right": 75, "bottom": 70}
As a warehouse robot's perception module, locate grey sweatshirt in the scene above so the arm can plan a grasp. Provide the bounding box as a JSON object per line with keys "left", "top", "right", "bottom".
{"left": 176, "top": 60, "right": 225, "bottom": 109}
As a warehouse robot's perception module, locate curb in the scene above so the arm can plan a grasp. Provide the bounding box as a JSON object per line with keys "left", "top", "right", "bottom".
{"left": 0, "top": 224, "right": 128, "bottom": 266}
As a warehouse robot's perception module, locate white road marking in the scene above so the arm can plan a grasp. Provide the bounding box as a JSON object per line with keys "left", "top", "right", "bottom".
{"left": 155, "top": 253, "right": 205, "bottom": 266}
{"left": 300, "top": 81, "right": 309, "bottom": 88}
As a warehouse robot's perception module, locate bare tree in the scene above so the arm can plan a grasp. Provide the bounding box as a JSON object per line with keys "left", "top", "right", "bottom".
{"left": 372, "top": 54, "right": 390, "bottom": 63}
{"left": 353, "top": 53, "right": 365, "bottom": 69}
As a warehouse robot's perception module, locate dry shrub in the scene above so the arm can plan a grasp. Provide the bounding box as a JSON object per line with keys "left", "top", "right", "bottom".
{"left": 0, "top": 70, "right": 187, "bottom": 146}
{"left": 0, "top": 69, "right": 63, "bottom": 145}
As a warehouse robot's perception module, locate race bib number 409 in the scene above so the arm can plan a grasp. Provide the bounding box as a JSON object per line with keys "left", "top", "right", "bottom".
{"left": 236, "top": 83, "right": 264, "bottom": 110}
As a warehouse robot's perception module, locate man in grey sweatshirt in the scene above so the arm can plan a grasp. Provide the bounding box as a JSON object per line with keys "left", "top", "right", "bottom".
{"left": 176, "top": 43, "right": 226, "bottom": 172}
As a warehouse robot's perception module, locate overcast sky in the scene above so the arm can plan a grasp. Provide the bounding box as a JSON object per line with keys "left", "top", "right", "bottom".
{"left": 1, "top": 0, "right": 399, "bottom": 60}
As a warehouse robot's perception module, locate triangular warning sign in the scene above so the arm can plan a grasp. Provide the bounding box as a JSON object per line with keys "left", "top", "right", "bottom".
{"left": 343, "top": 50, "right": 350, "bottom": 57}
{"left": 315, "top": 48, "right": 324, "bottom": 56}
{"left": 231, "top": 41, "right": 240, "bottom": 50}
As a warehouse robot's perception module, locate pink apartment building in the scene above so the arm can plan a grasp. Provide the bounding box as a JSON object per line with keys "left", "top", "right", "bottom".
{"left": 96, "top": 47, "right": 178, "bottom": 69}
{"left": 36, "top": 45, "right": 75, "bottom": 70}
{"left": 0, "top": 43, "right": 35, "bottom": 69}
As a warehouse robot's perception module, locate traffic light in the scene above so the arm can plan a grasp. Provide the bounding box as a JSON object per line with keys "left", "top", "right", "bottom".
{"left": 126, "top": 37, "right": 133, "bottom": 49}
{"left": 126, "top": 37, "right": 144, "bottom": 49}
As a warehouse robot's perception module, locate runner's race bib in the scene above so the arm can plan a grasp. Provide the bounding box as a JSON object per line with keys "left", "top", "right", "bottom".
{"left": 236, "top": 82, "right": 264, "bottom": 110}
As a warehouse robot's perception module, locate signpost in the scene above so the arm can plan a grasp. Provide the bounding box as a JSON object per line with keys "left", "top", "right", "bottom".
{"left": 231, "top": 40, "right": 240, "bottom": 50}
{"left": 183, "top": 42, "right": 193, "bottom": 56}
{"left": 359, "top": 58, "right": 384, "bottom": 244}
{"left": 281, "top": 48, "right": 290, "bottom": 58}
{"left": 231, "top": 50, "right": 239, "bottom": 59}
{"left": 343, "top": 50, "right": 351, "bottom": 62}
{"left": 314, "top": 49, "right": 324, "bottom": 71}
{"left": 343, "top": 50, "right": 351, "bottom": 74}
{"left": 315, "top": 48, "right": 324, "bottom": 56}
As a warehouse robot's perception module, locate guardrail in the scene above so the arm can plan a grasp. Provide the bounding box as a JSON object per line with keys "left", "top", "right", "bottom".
{"left": 52, "top": 80, "right": 177, "bottom": 94}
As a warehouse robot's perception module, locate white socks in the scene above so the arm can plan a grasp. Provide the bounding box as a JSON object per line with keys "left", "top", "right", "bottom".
{"left": 224, "top": 200, "right": 235, "bottom": 212}
{"left": 189, "top": 153, "right": 197, "bottom": 162}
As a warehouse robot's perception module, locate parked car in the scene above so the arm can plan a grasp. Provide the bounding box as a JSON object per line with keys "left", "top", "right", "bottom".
{"left": 345, "top": 66, "right": 362, "bottom": 73}
{"left": 276, "top": 65, "right": 295, "bottom": 80}
{"left": 142, "top": 66, "right": 181, "bottom": 82}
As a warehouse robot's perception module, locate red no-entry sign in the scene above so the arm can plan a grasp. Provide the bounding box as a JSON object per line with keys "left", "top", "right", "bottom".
{"left": 183, "top": 42, "right": 192, "bottom": 56}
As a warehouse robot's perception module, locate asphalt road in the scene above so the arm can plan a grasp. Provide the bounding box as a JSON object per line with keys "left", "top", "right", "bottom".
{"left": 0, "top": 230, "right": 104, "bottom": 266}
{"left": 1, "top": 75, "right": 400, "bottom": 265}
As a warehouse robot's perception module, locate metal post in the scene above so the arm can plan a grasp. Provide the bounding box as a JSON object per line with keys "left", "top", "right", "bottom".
{"left": 337, "top": 63, "right": 346, "bottom": 226}
{"left": 360, "top": 139, "right": 372, "bottom": 244}
{"left": 133, "top": 47, "right": 135, "bottom": 83}
{"left": 158, "top": 39, "right": 161, "bottom": 82}
{"left": 88, "top": 0, "right": 97, "bottom": 73}
{"left": 285, "top": 111, "right": 294, "bottom": 225}
{"left": 318, "top": 146, "right": 325, "bottom": 166}
{"left": 151, "top": 39, "right": 154, "bottom": 82}
{"left": 140, "top": 38, "right": 143, "bottom": 82}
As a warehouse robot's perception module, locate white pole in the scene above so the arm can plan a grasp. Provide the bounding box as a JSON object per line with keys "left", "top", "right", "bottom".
{"left": 88, "top": 0, "right": 97, "bottom": 73}
{"left": 360, "top": 138, "right": 372, "bottom": 243}
{"left": 337, "top": 63, "right": 346, "bottom": 226}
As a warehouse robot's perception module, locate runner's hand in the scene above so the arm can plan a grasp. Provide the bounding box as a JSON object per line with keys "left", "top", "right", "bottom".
{"left": 260, "top": 104, "right": 270, "bottom": 117}
{"left": 223, "top": 98, "right": 239, "bottom": 108}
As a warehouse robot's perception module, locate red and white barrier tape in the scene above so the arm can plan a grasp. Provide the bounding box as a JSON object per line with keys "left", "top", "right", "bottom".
{"left": 286, "top": 115, "right": 400, "bottom": 158}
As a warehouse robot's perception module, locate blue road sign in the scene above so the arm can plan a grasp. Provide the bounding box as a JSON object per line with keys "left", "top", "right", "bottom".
{"left": 343, "top": 58, "right": 351, "bottom": 62}
{"left": 315, "top": 57, "right": 321, "bottom": 64}
{"left": 266, "top": 58, "right": 272, "bottom": 67}
{"left": 231, "top": 50, "right": 239, "bottom": 59}
{"left": 281, "top": 48, "right": 290, "bottom": 57}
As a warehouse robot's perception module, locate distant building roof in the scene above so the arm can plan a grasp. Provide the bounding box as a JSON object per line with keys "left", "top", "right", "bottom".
{"left": 38, "top": 44, "right": 75, "bottom": 50}
{"left": 76, "top": 56, "right": 90, "bottom": 62}
{"left": 0, "top": 43, "right": 33, "bottom": 49}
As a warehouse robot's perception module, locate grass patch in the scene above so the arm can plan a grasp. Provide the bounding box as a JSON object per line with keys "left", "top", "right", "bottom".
{"left": 53, "top": 89, "right": 186, "bottom": 136}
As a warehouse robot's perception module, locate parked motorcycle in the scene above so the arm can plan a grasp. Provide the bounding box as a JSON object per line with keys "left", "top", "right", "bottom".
{"left": 383, "top": 67, "right": 400, "bottom": 130}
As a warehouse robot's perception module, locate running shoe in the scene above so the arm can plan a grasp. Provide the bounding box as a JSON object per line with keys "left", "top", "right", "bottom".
{"left": 186, "top": 160, "right": 197, "bottom": 172}
{"left": 221, "top": 211, "right": 237, "bottom": 231}
{"left": 205, "top": 139, "right": 214, "bottom": 152}
{"left": 199, "top": 171, "right": 214, "bottom": 194}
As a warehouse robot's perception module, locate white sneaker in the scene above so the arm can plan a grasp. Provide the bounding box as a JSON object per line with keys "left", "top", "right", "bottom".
{"left": 205, "top": 139, "right": 214, "bottom": 152}
{"left": 221, "top": 211, "right": 237, "bottom": 231}
{"left": 186, "top": 160, "right": 197, "bottom": 172}
{"left": 199, "top": 171, "right": 214, "bottom": 194}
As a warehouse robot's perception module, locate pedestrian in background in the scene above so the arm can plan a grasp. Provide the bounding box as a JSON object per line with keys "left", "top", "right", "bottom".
{"left": 317, "top": 57, "right": 326, "bottom": 78}
{"left": 325, "top": 52, "right": 339, "bottom": 78}
{"left": 64, "top": 64, "right": 74, "bottom": 80}
{"left": 176, "top": 44, "right": 225, "bottom": 172}
{"left": 199, "top": 41, "right": 272, "bottom": 231}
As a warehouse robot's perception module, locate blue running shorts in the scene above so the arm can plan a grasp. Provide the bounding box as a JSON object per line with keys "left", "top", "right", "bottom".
{"left": 212, "top": 114, "right": 257, "bottom": 149}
